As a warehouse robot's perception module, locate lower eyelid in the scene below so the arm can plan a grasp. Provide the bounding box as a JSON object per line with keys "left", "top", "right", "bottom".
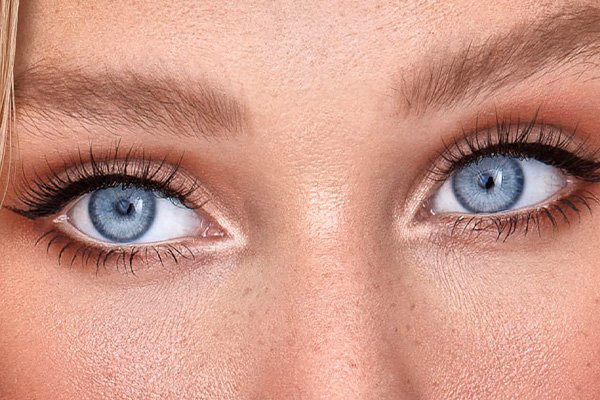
{"left": 23, "top": 194, "right": 235, "bottom": 275}
{"left": 421, "top": 186, "right": 600, "bottom": 244}
{"left": 31, "top": 223, "right": 233, "bottom": 276}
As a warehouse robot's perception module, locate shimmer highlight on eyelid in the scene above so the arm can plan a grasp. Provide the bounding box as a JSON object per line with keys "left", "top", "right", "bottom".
{"left": 9, "top": 145, "right": 207, "bottom": 219}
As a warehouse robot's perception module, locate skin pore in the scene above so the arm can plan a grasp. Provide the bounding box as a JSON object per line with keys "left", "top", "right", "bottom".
{"left": 2, "top": 0, "right": 600, "bottom": 398}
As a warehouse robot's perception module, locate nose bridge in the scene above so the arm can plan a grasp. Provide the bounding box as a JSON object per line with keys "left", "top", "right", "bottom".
{"left": 265, "top": 205, "right": 415, "bottom": 398}
{"left": 280, "top": 247, "right": 374, "bottom": 395}
{"left": 248, "top": 106, "right": 417, "bottom": 396}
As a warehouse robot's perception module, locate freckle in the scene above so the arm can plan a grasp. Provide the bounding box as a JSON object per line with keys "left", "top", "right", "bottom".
{"left": 405, "top": 324, "right": 411, "bottom": 331}
{"left": 390, "top": 302, "right": 397, "bottom": 308}
{"left": 394, "top": 327, "right": 399, "bottom": 333}
{"left": 243, "top": 287, "right": 252, "bottom": 296}
{"left": 410, "top": 303, "right": 416, "bottom": 311}
{"left": 264, "top": 286, "right": 269, "bottom": 293}
{"left": 586, "top": 362, "right": 592, "bottom": 368}
{"left": 595, "top": 297, "right": 600, "bottom": 304}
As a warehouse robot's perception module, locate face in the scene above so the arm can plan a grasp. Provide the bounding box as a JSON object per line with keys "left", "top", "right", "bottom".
{"left": 2, "top": 1, "right": 600, "bottom": 398}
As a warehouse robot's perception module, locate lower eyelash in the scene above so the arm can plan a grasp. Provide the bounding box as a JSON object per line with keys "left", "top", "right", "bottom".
{"left": 421, "top": 113, "right": 600, "bottom": 241}
{"left": 439, "top": 189, "right": 599, "bottom": 242}
{"left": 35, "top": 229, "right": 197, "bottom": 274}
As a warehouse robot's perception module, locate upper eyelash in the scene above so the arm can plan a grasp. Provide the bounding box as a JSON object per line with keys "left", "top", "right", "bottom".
{"left": 421, "top": 113, "right": 600, "bottom": 241}
{"left": 429, "top": 113, "right": 600, "bottom": 183}
{"left": 11, "top": 144, "right": 202, "bottom": 219}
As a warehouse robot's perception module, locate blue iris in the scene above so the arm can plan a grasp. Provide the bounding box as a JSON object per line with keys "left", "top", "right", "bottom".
{"left": 88, "top": 185, "right": 156, "bottom": 242}
{"left": 452, "top": 156, "right": 524, "bottom": 213}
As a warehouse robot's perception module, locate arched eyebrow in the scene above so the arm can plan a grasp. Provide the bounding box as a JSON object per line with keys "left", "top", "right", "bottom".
{"left": 399, "top": 5, "right": 600, "bottom": 115}
{"left": 14, "top": 6, "right": 600, "bottom": 133}
{"left": 13, "top": 66, "right": 247, "bottom": 140}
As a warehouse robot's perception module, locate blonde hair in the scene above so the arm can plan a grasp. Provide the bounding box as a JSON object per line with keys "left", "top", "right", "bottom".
{"left": 0, "top": 0, "right": 18, "bottom": 205}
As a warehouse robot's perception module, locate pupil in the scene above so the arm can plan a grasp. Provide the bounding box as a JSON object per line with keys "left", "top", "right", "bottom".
{"left": 484, "top": 176, "right": 495, "bottom": 190}
{"left": 115, "top": 199, "right": 135, "bottom": 216}
{"left": 478, "top": 173, "right": 496, "bottom": 191}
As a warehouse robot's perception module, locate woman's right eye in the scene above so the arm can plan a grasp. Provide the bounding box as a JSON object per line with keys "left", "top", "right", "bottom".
{"left": 65, "top": 184, "right": 225, "bottom": 245}
{"left": 9, "top": 151, "right": 238, "bottom": 271}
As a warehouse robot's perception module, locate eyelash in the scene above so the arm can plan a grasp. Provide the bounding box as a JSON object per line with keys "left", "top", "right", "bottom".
{"left": 426, "top": 114, "right": 600, "bottom": 241}
{"left": 10, "top": 115, "right": 600, "bottom": 268}
{"left": 11, "top": 145, "right": 209, "bottom": 273}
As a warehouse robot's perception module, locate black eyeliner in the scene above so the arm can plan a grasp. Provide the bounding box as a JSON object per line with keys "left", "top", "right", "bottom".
{"left": 431, "top": 115, "right": 600, "bottom": 183}
{"left": 10, "top": 145, "right": 200, "bottom": 219}
{"left": 428, "top": 113, "right": 600, "bottom": 241}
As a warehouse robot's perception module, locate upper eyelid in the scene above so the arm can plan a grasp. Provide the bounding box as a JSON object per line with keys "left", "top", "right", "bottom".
{"left": 395, "top": 117, "right": 600, "bottom": 229}
{"left": 10, "top": 149, "right": 208, "bottom": 219}
{"left": 400, "top": 116, "right": 600, "bottom": 242}
{"left": 428, "top": 119, "right": 600, "bottom": 181}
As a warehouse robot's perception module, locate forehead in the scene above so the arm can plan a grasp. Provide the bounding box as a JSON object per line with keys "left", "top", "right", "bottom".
{"left": 17, "top": 0, "right": 566, "bottom": 80}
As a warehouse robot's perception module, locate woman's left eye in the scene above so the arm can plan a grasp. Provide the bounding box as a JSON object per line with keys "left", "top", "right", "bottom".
{"left": 64, "top": 185, "right": 223, "bottom": 244}
{"left": 432, "top": 155, "right": 567, "bottom": 214}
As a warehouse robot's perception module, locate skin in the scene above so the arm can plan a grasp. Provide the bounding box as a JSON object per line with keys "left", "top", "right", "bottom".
{"left": 2, "top": 0, "right": 600, "bottom": 398}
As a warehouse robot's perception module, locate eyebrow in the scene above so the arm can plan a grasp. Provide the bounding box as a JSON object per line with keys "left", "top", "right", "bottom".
{"left": 14, "top": 66, "right": 247, "bottom": 140}
{"left": 399, "top": 5, "right": 600, "bottom": 115}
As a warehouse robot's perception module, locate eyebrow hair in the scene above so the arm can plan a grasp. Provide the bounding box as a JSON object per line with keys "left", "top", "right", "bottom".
{"left": 14, "top": 66, "right": 247, "bottom": 140}
{"left": 399, "top": 5, "right": 600, "bottom": 115}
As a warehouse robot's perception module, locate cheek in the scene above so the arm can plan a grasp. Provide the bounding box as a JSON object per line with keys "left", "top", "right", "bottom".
{"left": 3, "top": 206, "right": 600, "bottom": 399}
{"left": 0, "top": 214, "right": 269, "bottom": 400}
{"left": 401, "top": 248, "right": 600, "bottom": 398}
{"left": 1, "top": 278, "right": 242, "bottom": 399}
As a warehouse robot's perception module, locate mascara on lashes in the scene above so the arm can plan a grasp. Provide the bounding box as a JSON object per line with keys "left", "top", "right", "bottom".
{"left": 426, "top": 116, "right": 600, "bottom": 240}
